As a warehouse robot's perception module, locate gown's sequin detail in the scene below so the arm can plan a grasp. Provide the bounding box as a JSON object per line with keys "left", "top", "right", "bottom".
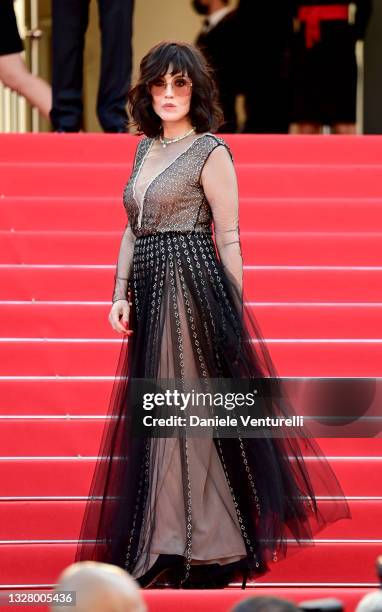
{"left": 125, "top": 133, "right": 220, "bottom": 236}
{"left": 75, "top": 132, "right": 350, "bottom": 587}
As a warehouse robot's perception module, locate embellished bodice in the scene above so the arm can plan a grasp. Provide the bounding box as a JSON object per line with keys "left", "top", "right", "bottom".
{"left": 112, "top": 130, "right": 240, "bottom": 304}
{"left": 123, "top": 132, "right": 232, "bottom": 237}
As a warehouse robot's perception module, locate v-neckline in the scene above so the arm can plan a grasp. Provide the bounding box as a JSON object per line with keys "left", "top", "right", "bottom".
{"left": 133, "top": 132, "right": 212, "bottom": 228}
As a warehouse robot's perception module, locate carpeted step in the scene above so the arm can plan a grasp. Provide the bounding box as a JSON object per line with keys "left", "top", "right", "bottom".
{"left": 2, "top": 163, "right": 382, "bottom": 198}
{"left": 0, "top": 588, "right": 377, "bottom": 612}
{"left": 1, "top": 230, "right": 382, "bottom": 266}
{"left": 1, "top": 303, "right": 381, "bottom": 339}
{"left": 1, "top": 339, "right": 381, "bottom": 376}
{"left": 0, "top": 499, "right": 378, "bottom": 540}
{"left": 0, "top": 541, "right": 381, "bottom": 584}
{"left": 0, "top": 417, "right": 381, "bottom": 455}
{"left": 2, "top": 196, "right": 382, "bottom": 232}
{"left": 2, "top": 133, "right": 382, "bottom": 164}
{"left": 0, "top": 458, "right": 380, "bottom": 497}
{"left": 2, "top": 267, "right": 382, "bottom": 302}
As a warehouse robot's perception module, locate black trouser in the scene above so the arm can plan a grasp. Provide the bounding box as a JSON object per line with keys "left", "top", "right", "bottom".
{"left": 241, "top": 77, "right": 290, "bottom": 134}
{"left": 50, "top": 0, "right": 134, "bottom": 132}
{"left": 240, "top": 54, "right": 291, "bottom": 134}
{"left": 216, "top": 85, "right": 238, "bottom": 133}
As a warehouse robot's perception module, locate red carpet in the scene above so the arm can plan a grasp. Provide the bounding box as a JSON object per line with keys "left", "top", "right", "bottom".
{"left": 0, "top": 134, "right": 381, "bottom": 610}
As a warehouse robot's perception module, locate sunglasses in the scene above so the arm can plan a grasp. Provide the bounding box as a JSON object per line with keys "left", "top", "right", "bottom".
{"left": 147, "top": 76, "right": 193, "bottom": 97}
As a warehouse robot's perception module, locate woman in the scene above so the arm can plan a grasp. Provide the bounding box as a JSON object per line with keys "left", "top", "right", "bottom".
{"left": 75, "top": 41, "right": 350, "bottom": 589}
{"left": 0, "top": 0, "right": 51, "bottom": 120}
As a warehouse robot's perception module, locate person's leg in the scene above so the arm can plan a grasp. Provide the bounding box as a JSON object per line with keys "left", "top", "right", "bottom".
{"left": 243, "top": 89, "right": 290, "bottom": 134}
{"left": 50, "top": 0, "right": 90, "bottom": 131}
{"left": 241, "top": 63, "right": 290, "bottom": 134}
{"left": 289, "top": 122, "right": 321, "bottom": 134}
{"left": 332, "top": 122, "right": 357, "bottom": 134}
{"left": 217, "top": 87, "right": 238, "bottom": 133}
{"left": 0, "top": 53, "right": 51, "bottom": 119}
{"left": 97, "top": 0, "right": 134, "bottom": 132}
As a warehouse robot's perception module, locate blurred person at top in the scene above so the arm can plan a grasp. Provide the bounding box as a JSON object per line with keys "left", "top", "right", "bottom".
{"left": 355, "top": 555, "right": 382, "bottom": 612}
{"left": 289, "top": 0, "right": 372, "bottom": 134}
{"left": 193, "top": 0, "right": 240, "bottom": 132}
{"left": 50, "top": 0, "right": 134, "bottom": 132}
{"left": 0, "top": 0, "right": 51, "bottom": 120}
{"left": 235, "top": 0, "right": 295, "bottom": 133}
{"left": 51, "top": 561, "right": 147, "bottom": 612}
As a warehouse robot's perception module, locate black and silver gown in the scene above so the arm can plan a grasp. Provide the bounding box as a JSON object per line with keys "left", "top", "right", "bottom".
{"left": 75, "top": 131, "right": 350, "bottom": 586}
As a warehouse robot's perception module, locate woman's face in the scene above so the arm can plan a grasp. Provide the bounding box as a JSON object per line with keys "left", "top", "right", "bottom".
{"left": 149, "top": 68, "right": 192, "bottom": 124}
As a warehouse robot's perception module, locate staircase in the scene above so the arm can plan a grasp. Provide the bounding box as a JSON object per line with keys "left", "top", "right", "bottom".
{"left": 0, "top": 133, "right": 381, "bottom": 611}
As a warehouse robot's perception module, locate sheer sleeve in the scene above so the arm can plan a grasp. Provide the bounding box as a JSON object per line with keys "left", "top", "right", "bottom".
{"left": 111, "top": 140, "right": 141, "bottom": 304}
{"left": 200, "top": 144, "right": 243, "bottom": 301}
{"left": 112, "top": 221, "right": 136, "bottom": 304}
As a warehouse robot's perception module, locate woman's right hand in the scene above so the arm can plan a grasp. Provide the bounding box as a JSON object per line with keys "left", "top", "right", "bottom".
{"left": 108, "top": 299, "right": 133, "bottom": 335}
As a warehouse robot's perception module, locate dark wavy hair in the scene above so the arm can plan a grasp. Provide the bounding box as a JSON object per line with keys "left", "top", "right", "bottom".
{"left": 127, "top": 41, "right": 224, "bottom": 137}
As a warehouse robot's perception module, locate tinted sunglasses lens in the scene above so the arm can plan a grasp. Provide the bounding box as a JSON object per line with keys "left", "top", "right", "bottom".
{"left": 174, "top": 78, "right": 192, "bottom": 95}
{"left": 149, "top": 78, "right": 192, "bottom": 96}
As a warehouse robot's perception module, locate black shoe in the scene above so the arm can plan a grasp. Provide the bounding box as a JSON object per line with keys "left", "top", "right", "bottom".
{"left": 179, "top": 562, "right": 236, "bottom": 589}
{"left": 194, "top": 558, "right": 251, "bottom": 589}
{"left": 241, "top": 567, "right": 249, "bottom": 589}
{"left": 136, "top": 554, "right": 184, "bottom": 588}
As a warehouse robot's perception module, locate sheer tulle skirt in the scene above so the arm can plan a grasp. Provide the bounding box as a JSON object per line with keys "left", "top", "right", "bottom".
{"left": 75, "top": 230, "right": 350, "bottom": 586}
